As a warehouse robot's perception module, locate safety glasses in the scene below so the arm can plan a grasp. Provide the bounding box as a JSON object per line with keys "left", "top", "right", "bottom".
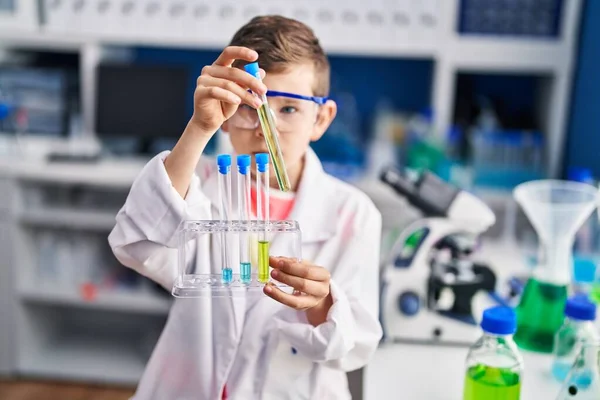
{"left": 228, "top": 90, "right": 328, "bottom": 133}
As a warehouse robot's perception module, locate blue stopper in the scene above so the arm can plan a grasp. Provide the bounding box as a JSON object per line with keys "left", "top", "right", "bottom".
{"left": 565, "top": 295, "right": 596, "bottom": 321}
{"left": 255, "top": 153, "right": 269, "bottom": 173}
{"left": 217, "top": 154, "right": 231, "bottom": 174}
{"left": 568, "top": 167, "right": 594, "bottom": 184}
{"left": 237, "top": 154, "right": 251, "bottom": 174}
{"left": 480, "top": 306, "right": 517, "bottom": 335}
{"left": 244, "top": 62, "right": 260, "bottom": 79}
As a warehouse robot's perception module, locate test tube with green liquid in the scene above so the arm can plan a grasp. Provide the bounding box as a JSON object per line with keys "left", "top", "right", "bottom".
{"left": 236, "top": 154, "right": 252, "bottom": 284}
{"left": 256, "top": 153, "right": 270, "bottom": 284}
{"left": 244, "top": 62, "right": 291, "bottom": 192}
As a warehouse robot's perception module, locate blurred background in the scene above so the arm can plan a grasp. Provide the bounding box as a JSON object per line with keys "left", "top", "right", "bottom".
{"left": 0, "top": 0, "right": 599, "bottom": 399}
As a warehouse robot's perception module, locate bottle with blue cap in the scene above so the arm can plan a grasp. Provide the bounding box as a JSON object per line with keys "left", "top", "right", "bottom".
{"left": 552, "top": 295, "right": 599, "bottom": 382}
{"left": 463, "top": 306, "right": 523, "bottom": 400}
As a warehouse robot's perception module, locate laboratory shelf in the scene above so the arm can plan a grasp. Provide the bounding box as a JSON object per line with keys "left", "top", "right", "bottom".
{"left": 19, "top": 285, "right": 172, "bottom": 315}
{"left": 0, "top": 28, "right": 225, "bottom": 53}
{"left": 18, "top": 208, "right": 117, "bottom": 231}
{"left": 0, "top": 29, "right": 86, "bottom": 52}
{"left": 0, "top": 29, "right": 567, "bottom": 73}
{"left": 0, "top": 155, "right": 146, "bottom": 188}
{"left": 448, "top": 37, "right": 569, "bottom": 73}
{"left": 18, "top": 334, "right": 146, "bottom": 386}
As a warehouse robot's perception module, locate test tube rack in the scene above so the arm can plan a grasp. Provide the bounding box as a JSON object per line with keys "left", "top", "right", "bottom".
{"left": 173, "top": 219, "right": 301, "bottom": 298}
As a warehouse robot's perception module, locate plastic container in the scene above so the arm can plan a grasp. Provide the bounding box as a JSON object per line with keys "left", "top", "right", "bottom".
{"left": 463, "top": 306, "right": 523, "bottom": 400}
{"left": 573, "top": 257, "right": 597, "bottom": 297}
{"left": 568, "top": 167, "right": 596, "bottom": 255}
{"left": 556, "top": 340, "right": 600, "bottom": 400}
{"left": 552, "top": 295, "right": 599, "bottom": 382}
{"left": 172, "top": 219, "right": 301, "bottom": 297}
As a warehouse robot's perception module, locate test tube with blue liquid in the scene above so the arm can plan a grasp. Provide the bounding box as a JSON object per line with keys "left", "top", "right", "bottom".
{"left": 256, "top": 153, "right": 270, "bottom": 284}
{"left": 217, "top": 154, "right": 233, "bottom": 284}
{"left": 237, "top": 154, "right": 252, "bottom": 284}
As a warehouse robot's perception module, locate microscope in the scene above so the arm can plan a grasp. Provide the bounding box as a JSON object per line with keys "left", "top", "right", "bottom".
{"left": 379, "top": 166, "right": 500, "bottom": 346}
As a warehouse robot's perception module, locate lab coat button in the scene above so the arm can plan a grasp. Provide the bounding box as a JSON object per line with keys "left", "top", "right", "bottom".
{"left": 291, "top": 347, "right": 297, "bottom": 355}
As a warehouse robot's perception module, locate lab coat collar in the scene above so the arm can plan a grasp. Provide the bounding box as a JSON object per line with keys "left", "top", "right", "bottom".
{"left": 200, "top": 147, "right": 337, "bottom": 244}
{"left": 288, "top": 148, "right": 337, "bottom": 243}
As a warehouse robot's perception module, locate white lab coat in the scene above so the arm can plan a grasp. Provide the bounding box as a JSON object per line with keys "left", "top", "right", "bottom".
{"left": 108, "top": 148, "right": 383, "bottom": 399}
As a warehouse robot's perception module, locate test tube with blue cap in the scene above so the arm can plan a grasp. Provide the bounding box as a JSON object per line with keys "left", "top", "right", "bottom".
{"left": 256, "top": 153, "right": 270, "bottom": 284}
{"left": 244, "top": 62, "right": 291, "bottom": 193}
{"left": 217, "top": 154, "right": 233, "bottom": 284}
{"left": 237, "top": 154, "right": 252, "bottom": 284}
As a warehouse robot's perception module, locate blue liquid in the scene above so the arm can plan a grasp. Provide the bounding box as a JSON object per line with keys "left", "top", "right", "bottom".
{"left": 552, "top": 362, "right": 571, "bottom": 381}
{"left": 222, "top": 267, "right": 232, "bottom": 284}
{"left": 240, "top": 262, "right": 251, "bottom": 284}
{"left": 553, "top": 362, "right": 593, "bottom": 389}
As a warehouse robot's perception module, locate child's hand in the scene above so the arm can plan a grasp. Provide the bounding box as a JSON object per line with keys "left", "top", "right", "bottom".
{"left": 265, "top": 257, "right": 334, "bottom": 327}
{"left": 191, "top": 46, "right": 267, "bottom": 136}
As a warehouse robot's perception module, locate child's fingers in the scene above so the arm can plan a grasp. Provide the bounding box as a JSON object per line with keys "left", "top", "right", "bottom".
{"left": 270, "top": 269, "right": 329, "bottom": 298}
{"left": 263, "top": 283, "right": 316, "bottom": 310}
{"left": 213, "top": 46, "right": 258, "bottom": 67}
{"left": 269, "top": 256, "right": 296, "bottom": 267}
{"left": 271, "top": 258, "right": 330, "bottom": 282}
{"left": 196, "top": 86, "right": 241, "bottom": 105}
{"left": 202, "top": 65, "right": 267, "bottom": 95}
{"left": 198, "top": 75, "right": 260, "bottom": 108}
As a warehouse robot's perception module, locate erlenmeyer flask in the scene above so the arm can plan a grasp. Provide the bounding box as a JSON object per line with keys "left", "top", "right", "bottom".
{"left": 556, "top": 340, "right": 600, "bottom": 399}
{"left": 513, "top": 180, "right": 599, "bottom": 353}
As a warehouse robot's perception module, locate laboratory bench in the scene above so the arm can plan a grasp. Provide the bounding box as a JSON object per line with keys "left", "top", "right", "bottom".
{"left": 364, "top": 343, "right": 563, "bottom": 400}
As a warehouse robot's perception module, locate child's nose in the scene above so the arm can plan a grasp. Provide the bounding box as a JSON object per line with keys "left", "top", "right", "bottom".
{"left": 253, "top": 125, "right": 264, "bottom": 138}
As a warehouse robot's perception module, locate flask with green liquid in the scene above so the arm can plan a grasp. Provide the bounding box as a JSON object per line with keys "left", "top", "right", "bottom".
{"left": 512, "top": 180, "right": 599, "bottom": 353}
{"left": 463, "top": 306, "right": 523, "bottom": 400}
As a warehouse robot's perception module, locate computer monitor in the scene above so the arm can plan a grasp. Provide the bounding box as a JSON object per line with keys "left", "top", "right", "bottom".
{"left": 95, "top": 63, "right": 189, "bottom": 154}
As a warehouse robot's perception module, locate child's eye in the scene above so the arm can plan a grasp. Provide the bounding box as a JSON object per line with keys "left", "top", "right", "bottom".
{"left": 280, "top": 106, "right": 297, "bottom": 114}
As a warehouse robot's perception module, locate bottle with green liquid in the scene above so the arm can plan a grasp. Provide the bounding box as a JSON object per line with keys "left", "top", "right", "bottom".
{"left": 463, "top": 306, "right": 523, "bottom": 400}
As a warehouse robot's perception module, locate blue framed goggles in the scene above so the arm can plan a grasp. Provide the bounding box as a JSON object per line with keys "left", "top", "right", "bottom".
{"left": 231, "top": 90, "right": 327, "bottom": 132}
{"left": 264, "top": 90, "right": 328, "bottom": 105}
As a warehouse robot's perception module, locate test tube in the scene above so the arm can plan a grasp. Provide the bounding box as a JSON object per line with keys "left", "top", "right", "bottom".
{"left": 237, "top": 154, "right": 252, "bottom": 284}
{"left": 256, "top": 153, "right": 270, "bottom": 284}
{"left": 244, "top": 62, "right": 291, "bottom": 192}
{"left": 217, "top": 154, "right": 233, "bottom": 284}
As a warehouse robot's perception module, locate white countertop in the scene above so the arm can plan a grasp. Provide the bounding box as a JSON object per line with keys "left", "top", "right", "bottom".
{"left": 364, "top": 343, "right": 563, "bottom": 400}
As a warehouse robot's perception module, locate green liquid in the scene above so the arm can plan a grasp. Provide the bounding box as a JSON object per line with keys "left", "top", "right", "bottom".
{"left": 590, "top": 284, "right": 600, "bottom": 304}
{"left": 257, "top": 104, "right": 290, "bottom": 192}
{"left": 258, "top": 240, "right": 270, "bottom": 283}
{"left": 514, "top": 277, "right": 568, "bottom": 353}
{"left": 463, "top": 365, "right": 521, "bottom": 400}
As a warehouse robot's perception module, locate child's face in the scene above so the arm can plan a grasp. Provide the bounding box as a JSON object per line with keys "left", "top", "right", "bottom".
{"left": 222, "top": 63, "right": 336, "bottom": 180}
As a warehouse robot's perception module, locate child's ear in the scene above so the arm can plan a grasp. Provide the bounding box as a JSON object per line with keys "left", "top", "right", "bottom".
{"left": 310, "top": 100, "right": 337, "bottom": 142}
